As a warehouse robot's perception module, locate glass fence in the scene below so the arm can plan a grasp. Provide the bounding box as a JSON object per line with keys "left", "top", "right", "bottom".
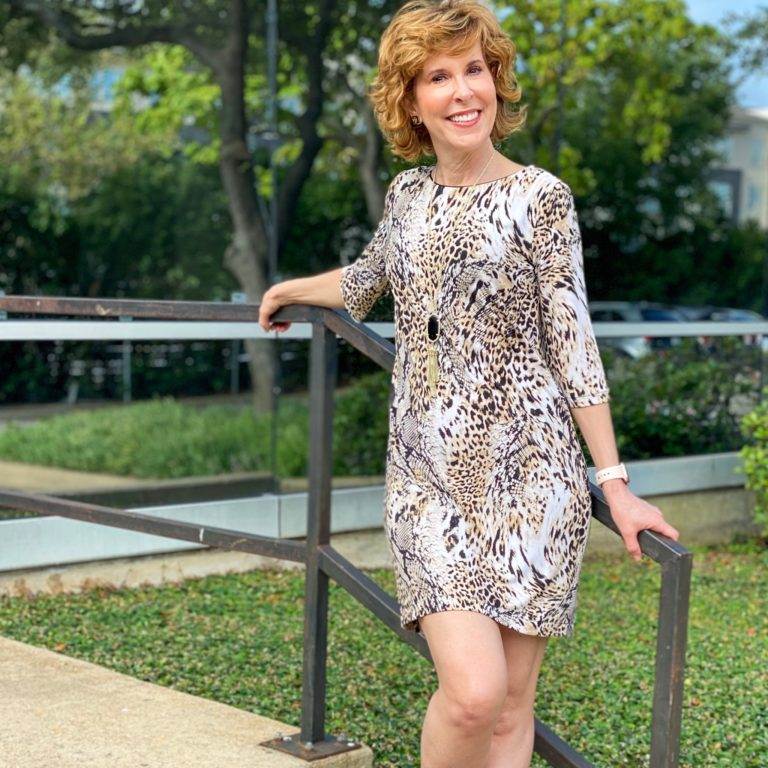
{"left": 0, "top": 316, "right": 765, "bottom": 522}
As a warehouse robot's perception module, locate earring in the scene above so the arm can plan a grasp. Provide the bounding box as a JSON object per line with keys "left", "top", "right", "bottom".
{"left": 410, "top": 115, "right": 422, "bottom": 126}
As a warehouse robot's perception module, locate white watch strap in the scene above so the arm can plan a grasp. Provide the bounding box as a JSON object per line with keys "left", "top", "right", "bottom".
{"left": 595, "top": 463, "right": 628, "bottom": 485}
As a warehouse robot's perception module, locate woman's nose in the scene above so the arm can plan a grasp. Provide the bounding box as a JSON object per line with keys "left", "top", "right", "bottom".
{"left": 452, "top": 76, "right": 474, "bottom": 100}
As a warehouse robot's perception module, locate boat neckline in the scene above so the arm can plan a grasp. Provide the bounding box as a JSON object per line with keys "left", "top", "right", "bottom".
{"left": 423, "top": 163, "right": 531, "bottom": 188}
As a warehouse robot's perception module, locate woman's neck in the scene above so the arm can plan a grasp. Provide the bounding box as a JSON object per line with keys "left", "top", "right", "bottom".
{"left": 433, "top": 144, "right": 497, "bottom": 186}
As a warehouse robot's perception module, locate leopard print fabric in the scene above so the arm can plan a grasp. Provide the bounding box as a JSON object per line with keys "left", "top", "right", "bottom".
{"left": 340, "top": 164, "right": 610, "bottom": 637}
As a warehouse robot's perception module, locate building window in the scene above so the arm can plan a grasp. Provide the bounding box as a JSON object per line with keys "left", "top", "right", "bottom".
{"left": 708, "top": 180, "right": 735, "bottom": 218}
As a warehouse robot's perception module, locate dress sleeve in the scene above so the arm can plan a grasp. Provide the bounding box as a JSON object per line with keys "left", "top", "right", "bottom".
{"left": 339, "top": 176, "right": 398, "bottom": 323}
{"left": 531, "top": 179, "right": 611, "bottom": 408}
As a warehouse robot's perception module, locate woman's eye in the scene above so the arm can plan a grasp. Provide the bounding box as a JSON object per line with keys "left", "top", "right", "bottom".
{"left": 431, "top": 66, "right": 483, "bottom": 83}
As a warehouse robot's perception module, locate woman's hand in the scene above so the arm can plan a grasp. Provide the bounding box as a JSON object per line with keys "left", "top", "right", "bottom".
{"left": 602, "top": 481, "right": 680, "bottom": 562}
{"left": 258, "top": 284, "right": 292, "bottom": 333}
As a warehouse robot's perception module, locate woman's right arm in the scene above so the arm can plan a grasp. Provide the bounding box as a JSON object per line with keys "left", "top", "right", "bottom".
{"left": 258, "top": 267, "right": 345, "bottom": 332}
{"left": 259, "top": 171, "right": 401, "bottom": 333}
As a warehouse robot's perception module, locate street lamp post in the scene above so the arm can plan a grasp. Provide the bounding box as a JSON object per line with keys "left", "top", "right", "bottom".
{"left": 247, "top": 0, "right": 283, "bottom": 493}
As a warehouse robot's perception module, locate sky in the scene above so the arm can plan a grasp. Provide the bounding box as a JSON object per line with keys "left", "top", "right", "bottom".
{"left": 684, "top": 0, "right": 767, "bottom": 108}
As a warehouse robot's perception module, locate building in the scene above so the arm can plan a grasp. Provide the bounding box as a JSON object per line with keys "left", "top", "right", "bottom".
{"left": 708, "top": 107, "right": 768, "bottom": 229}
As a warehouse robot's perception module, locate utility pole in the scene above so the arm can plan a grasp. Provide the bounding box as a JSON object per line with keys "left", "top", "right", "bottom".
{"left": 266, "top": 0, "right": 281, "bottom": 495}
{"left": 554, "top": 0, "right": 567, "bottom": 176}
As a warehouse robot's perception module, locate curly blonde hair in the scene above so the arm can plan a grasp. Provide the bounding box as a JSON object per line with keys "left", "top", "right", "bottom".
{"left": 369, "top": 0, "right": 527, "bottom": 162}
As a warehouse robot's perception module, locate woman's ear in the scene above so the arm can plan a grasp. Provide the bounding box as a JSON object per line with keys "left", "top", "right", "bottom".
{"left": 403, "top": 93, "right": 417, "bottom": 121}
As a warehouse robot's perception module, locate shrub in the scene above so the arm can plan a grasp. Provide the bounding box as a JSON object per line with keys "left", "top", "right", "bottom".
{"left": 738, "top": 385, "right": 768, "bottom": 539}
{"left": 0, "top": 339, "right": 761, "bottom": 483}
{"left": 600, "top": 337, "right": 758, "bottom": 461}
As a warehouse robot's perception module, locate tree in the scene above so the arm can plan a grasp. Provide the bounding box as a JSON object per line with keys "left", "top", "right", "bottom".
{"left": 5, "top": 0, "right": 345, "bottom": 410}
{"left": 498, "top": 0, "right": 768, "bottom": 303}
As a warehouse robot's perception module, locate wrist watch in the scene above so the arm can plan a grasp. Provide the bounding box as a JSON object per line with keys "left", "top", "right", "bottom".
{"left": 595, "top": 462, "right": 629, "bottom": 486}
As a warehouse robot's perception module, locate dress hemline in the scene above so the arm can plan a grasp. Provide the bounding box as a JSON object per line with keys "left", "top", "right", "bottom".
{"left": 400, "top": 603, "right": 576, "bottom": 639}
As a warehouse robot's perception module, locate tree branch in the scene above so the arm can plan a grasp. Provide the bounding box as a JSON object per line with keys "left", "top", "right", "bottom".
{"left": 10, "top": 0, "right": 224, "bottom": 74}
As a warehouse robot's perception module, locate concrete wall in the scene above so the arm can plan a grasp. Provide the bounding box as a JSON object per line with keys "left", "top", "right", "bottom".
{"left": 0, "top": 453, "right": 760, "bottom": 597}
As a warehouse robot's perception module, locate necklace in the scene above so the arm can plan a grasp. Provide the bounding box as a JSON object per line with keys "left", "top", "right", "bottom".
{"left": 425, "top": 147, "right": 496, "bottom": 395}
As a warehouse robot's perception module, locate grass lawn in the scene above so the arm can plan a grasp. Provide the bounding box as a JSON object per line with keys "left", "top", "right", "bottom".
{"left": 0, "top": 539, "right": 765, "bottom": 767}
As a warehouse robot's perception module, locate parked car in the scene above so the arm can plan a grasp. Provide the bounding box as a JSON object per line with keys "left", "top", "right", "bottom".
{"left": 588, "top": 301, "right": 651, "bottom": 359}
{"left": 589, "top": 300, "right": 699, "bottom": 358}
{"left": 689, "top": 306, "right": 768, "bottom": 352}
{"left": 671, "top": 305, "right": 717, "bottom": 321}
{"left": 636, "top": 303, "right": 688, "bottom": 349}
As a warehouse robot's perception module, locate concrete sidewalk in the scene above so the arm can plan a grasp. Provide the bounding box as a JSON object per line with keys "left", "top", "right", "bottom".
{"left": 0, "top": 635, "right": 373, "bottom": 768}
{"left": 0, "top": 459, "right": 149, "bottom": 493}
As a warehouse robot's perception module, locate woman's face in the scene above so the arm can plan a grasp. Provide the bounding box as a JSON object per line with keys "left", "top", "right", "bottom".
{"left": 410, "top": 40, "right": 498, "bottom": 156}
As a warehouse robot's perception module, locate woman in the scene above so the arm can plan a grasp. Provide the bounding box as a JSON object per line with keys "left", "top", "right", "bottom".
{"left": 259, "top": 1, "right": 680, "bottom": 766}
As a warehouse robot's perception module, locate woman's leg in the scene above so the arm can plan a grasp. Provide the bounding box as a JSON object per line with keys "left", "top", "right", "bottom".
{"left": 485, "top": 625, "right": 549, "bottom": 768}
{"left": 418, "top": 610, "right": 508, "bottom": 768}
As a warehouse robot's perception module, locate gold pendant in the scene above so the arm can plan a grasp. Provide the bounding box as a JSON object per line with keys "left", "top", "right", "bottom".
{"left": 427, "top": 346, "right": 439, "bottom": 393}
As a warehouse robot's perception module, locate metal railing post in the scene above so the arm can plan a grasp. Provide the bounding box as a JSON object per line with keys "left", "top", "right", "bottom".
{"left": 300, "top": 320, "right": 338, "bottom": 747}
{"left": 229, "top": 292, "right": 247, "bottom": 394}
{"left": 649, "top": 549, "right": 693, "bottom": 767}
{"left": 119, "top": 316, "right": 133, "bottom": 403}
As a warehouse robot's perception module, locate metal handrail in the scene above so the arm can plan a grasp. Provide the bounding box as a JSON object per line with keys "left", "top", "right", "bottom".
{"left": 0, "top": 294, "right": 692, "bottom": 767}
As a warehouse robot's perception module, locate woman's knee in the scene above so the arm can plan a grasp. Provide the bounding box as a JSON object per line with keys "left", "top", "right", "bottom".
{"left": 491, "top": 692, "right": 535, "bottom": 737}
{"left": 420, "top": 610, "right": 508, "bottom": 725}
{"left": 439, "top": 678, "right": 508, "bottom": 729}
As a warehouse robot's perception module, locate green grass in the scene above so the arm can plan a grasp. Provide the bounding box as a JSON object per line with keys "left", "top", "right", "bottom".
{"left": 0, "top": 540, "right": 765, "bottom": 767}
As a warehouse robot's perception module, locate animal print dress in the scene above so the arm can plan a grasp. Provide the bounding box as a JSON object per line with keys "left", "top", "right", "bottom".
{"left": 339, "top": 164, "right": 611, "bottom": 637}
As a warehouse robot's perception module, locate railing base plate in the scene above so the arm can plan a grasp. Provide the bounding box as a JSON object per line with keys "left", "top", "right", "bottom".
{"left": 260, "top": 731, "right": 364, "bottom": 761}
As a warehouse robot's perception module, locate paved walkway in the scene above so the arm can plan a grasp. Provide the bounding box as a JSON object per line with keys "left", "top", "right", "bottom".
{"left": 0, "top": 636, "right": 373, "bottom": 767}
{"left": 0, "top": 459, "right": 148, "bottom": 493}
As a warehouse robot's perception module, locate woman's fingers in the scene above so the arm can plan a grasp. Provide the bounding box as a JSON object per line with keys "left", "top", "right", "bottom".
{"left": 623, "top": 517, "right": 681, "bottom": 562}
{"left": 611, "top": 494, "right": 680, "bottom": 563}
{"left": 258, "top": 288, "right": 291, "bottom": 332}
{"left": 654, "top": 520, "right": 680, "bottom": 541}
{"left": 622, "top": 531, "right": 643, "bottom": 562}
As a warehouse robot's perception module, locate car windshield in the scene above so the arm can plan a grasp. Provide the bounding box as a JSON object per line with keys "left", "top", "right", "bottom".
{"left": 640, "top": 308, "right": 682, "bottom": 321}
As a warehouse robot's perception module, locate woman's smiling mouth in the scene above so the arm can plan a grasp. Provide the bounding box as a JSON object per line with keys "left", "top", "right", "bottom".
{"left": 446, "top": 109, "right": 481, "bottom": 127}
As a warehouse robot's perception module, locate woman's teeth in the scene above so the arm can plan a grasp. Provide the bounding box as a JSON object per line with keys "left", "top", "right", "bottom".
{"left": 448, "top": 110, "right": 480, "bottom": 124}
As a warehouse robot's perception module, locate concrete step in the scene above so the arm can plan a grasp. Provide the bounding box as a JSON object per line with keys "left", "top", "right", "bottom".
{"left": 0, "top": 528, "right": 396, "bottom": 598}
{"left": 0, "top": 635, "right": 373, "bottom": 767}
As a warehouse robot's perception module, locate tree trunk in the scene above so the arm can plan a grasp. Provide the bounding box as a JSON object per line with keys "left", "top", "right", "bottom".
{"left": 217, "top": 2, "right": 274, "bottom": 413}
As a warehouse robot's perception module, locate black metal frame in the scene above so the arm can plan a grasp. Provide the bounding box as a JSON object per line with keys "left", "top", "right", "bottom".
{"left": 0, "top": 295, "right": 693, "bottom": 766}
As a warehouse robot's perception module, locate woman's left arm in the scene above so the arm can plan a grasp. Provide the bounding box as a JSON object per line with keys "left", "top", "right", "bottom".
{"left": 532, "top": 178, "right": 680, "bottom": 561}
{"left": 570, "top": 402, "right": 680, "bottom": 561}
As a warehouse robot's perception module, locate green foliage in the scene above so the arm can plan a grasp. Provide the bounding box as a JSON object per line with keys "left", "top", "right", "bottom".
{"left": 3, "top": 0, "right": 768, "bottom": 317}
{"left": 599, "top": 338, "right": 760, "bottom": 461}
{"left": 498, "top": 0, "right": 768, "bottom": 310}
{"left": 0, "top": 55, "right": 167, "bottom": 206}
{"left": 73, "top": 155, "right": 234, "bottom": 300}
{"left": 332, "top": 372, "right": 391, "bottom": 473}
{"left": 0, "top": 398, "right": 276, "bottom": 479}
{"left": 0, "top": 342, "right": 762, "bottom": 481}
{"left": 0, "top": 376, "right": 393, "bottom": 479}
{"left": 738, "top": 386, "right": 768, "bottom": 538}
{"left": 112, "top": 45, "right": 221, "bottom": 165}
{"left": 0, "top": 540, "right": 765, "bottom": 767}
